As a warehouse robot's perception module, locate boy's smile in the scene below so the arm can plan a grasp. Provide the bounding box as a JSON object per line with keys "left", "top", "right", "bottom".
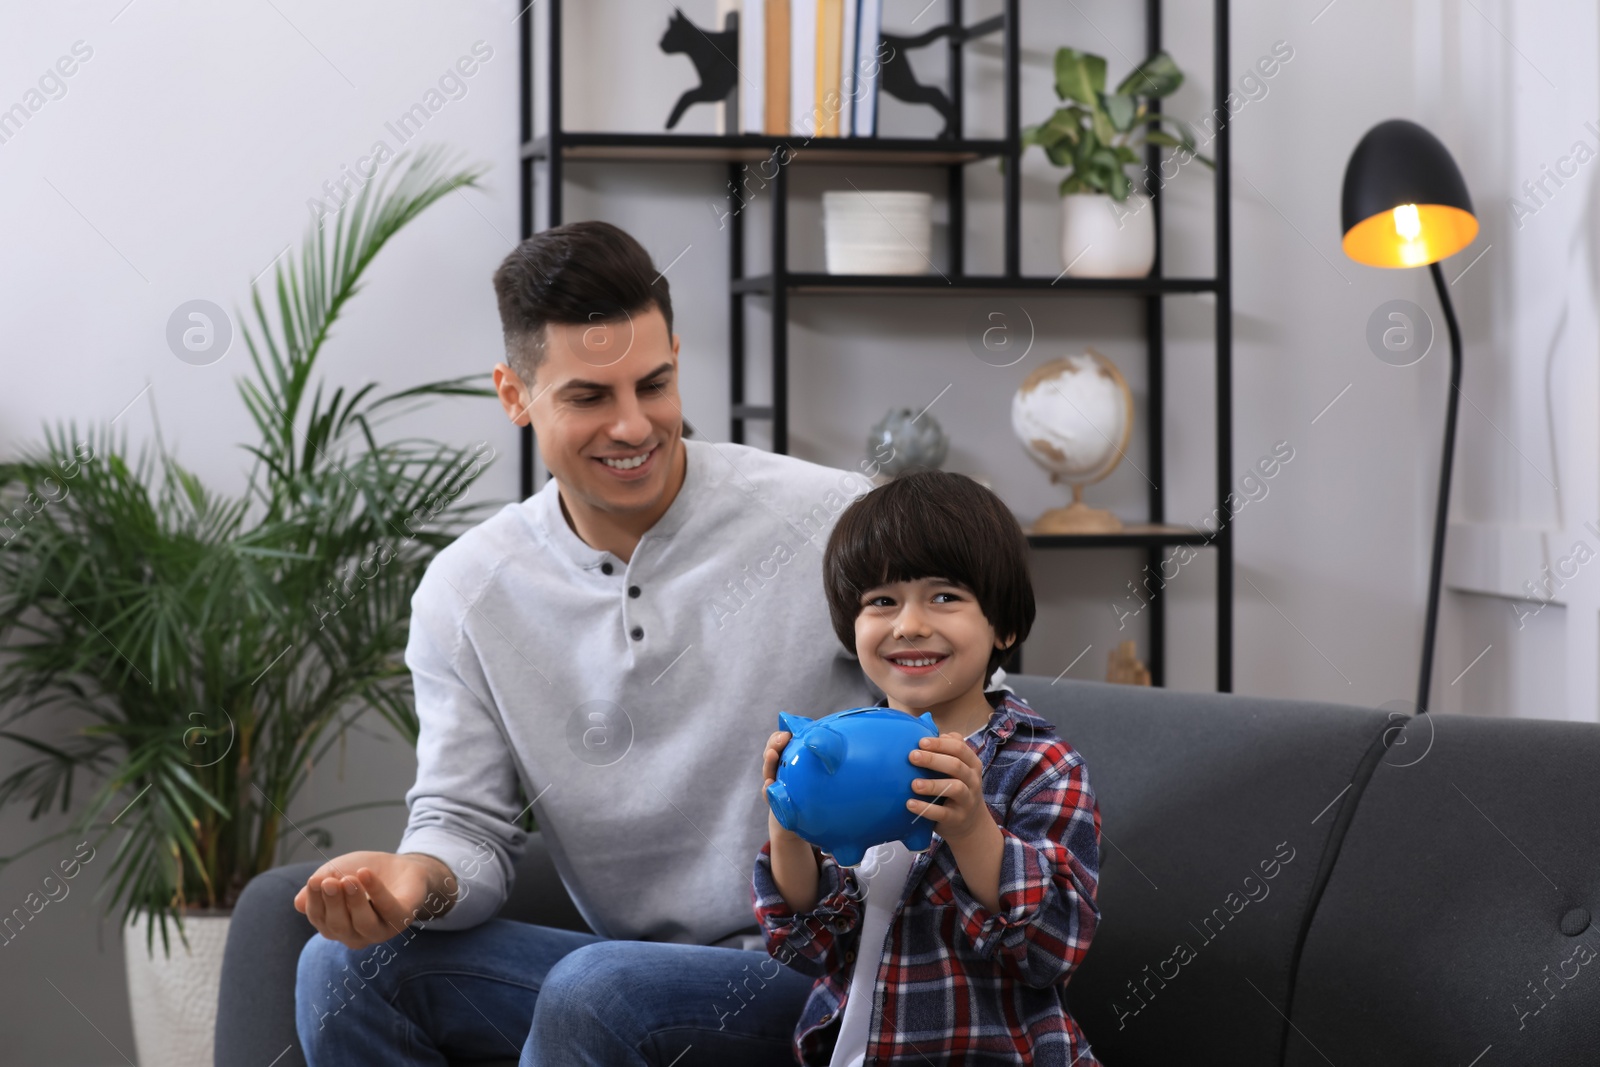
{"left": 882, "top": 649, "right": 950, "bottom": 675}
{"left": 856, "top": 575, "right": 1013, "bottom": 735}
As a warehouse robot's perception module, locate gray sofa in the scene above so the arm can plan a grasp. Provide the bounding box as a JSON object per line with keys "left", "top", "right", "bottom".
{"left": 215, "top": 675, "right": 1600, "bottom": 1065}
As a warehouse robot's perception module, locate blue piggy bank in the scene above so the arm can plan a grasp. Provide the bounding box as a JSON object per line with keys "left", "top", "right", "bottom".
{"left": 765, "top": 707, "right": 949, "bottom": 867}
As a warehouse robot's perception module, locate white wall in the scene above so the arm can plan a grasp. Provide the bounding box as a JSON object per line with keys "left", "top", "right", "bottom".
{"left": 1, "top": 0, "right": 1588, "bottom": 1062}
{"left": 1424, "top": 0, "right": 1600, "bottom": 724}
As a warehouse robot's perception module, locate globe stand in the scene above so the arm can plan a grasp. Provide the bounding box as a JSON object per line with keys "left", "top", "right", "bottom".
{"left": 1031, "top": 479, "right": 1123, "bottom": 534}
{"left": 1014, "top": 347, "right": 1133, "bottom": 535}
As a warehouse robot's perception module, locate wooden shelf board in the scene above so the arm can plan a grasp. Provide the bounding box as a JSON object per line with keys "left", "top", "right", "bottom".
{"left": 1026, "top": 525, "right": 1217, "bottom": 549}
{"left": 522, "top": 133, "right": 1008, "bottom": 166}
{"left": 732, "top": 273, "right": 1218, "bottom": 295}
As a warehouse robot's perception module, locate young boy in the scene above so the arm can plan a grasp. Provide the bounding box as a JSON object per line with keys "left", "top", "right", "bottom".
{"left": 752, "top": 471, "right": 1102, "bottom": 1066}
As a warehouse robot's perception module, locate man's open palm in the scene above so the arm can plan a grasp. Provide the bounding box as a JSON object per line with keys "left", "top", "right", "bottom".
{"left": 292, "top": 850, "right": 446, "bottom": 951}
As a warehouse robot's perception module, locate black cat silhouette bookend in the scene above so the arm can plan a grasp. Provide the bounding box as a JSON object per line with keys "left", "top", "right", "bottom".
{"left": 659, "top": 7, "right": 739, "bottom": 131}
{"left": 878, "top": 14, "right": 1002, "bottom": 139}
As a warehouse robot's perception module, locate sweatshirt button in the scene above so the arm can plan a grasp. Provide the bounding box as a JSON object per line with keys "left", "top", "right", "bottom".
{"left": 630, "top": 626, "right": 643, "bottom": 640}
{"left": 628, "top": 585, "right": 641, "bottom": 598}
{"left": 600, "top": 562, "right": 613, "bottom": 575}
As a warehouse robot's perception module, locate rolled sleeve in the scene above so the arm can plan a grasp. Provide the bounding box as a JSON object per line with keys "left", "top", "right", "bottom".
{"left": 752, "top": 841, "right": 865, "bottom": 976}
{"left": 948, "top": 747, "right": 1101, "bottom": 987}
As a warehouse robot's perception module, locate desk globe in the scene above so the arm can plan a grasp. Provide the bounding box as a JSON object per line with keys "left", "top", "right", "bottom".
{"left": 1011, "top": 348, "right": 1133, "bottom": 533}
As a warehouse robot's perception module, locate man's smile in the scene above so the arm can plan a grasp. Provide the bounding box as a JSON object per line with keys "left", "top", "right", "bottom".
{"left": 595, "top": 444, "right": 658, "bottom": 478}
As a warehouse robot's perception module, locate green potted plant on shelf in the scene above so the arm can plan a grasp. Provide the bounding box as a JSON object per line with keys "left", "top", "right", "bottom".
{"left": 1020, "top": 48, "right": 1213, "bottom": 278}
{"left": 0, "top": 146, "right": 501, "bottom": 1067}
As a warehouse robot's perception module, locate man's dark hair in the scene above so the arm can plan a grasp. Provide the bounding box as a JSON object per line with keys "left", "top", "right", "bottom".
{"left": 491, "top": 220, "right": 674, "bottom": 383}
{"left": 823, "top": 471, "right": 1035, "bottom": 682}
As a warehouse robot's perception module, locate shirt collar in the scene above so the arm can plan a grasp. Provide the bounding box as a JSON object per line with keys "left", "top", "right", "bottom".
{"left": 870, "top": 686, "right": 1051, "bottom": 747}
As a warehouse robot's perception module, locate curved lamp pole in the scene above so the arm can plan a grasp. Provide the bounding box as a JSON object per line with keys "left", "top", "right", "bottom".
{"left": 1340, "top": 119, "right": 1479, "bottom": 715}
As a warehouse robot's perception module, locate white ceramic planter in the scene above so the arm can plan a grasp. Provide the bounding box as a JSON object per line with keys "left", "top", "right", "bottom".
{"left": 124, "top": 910, "right": 232, "bottom": 1067}
{"left": 823, "top": 190, "right": 933, "bottom": 275}
{"left": 1059, "top": 191, "right": 1155, "bottom": 278}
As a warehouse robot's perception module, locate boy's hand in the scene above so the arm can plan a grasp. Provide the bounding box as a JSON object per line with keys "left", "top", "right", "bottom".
{"left": 760, "top": 729, "right": 821, "bottom": 909}
{"left": 760, "top": 730, "right": 802, "bottom": 842}
{"left": 907, "top": 732, "right": 996, "bottom": 845}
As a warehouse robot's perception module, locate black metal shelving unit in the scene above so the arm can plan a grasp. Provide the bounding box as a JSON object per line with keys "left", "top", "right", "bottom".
{"left": 518, "top": 0, "right": 1232, "bottom": 691}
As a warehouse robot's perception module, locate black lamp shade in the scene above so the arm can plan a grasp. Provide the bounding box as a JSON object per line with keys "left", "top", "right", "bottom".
{"left": 1341, "top": 119, "right": 1478, "bottom": 267}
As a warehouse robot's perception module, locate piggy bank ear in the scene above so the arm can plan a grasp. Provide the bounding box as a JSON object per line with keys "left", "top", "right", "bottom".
{"left": 778, "top": 712, "right": 812, "bottom": 737}
{"left": 802, "top": 724, "right": 847, "bottom": 774}
{"left": 918, "top": 712, "right": 936, "bottom": 730}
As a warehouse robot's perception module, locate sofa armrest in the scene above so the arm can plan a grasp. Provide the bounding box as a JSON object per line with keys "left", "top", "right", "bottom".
{"left": 214, "top": 860, "right": 321, "bottom": 1067}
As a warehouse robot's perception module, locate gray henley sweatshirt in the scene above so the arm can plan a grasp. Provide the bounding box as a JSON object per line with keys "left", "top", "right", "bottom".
{"left": 397, "top": 437, "right": 874, "bottom": 946}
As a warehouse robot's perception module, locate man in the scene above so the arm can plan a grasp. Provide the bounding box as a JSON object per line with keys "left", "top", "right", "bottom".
{"left": 293, "top": 220, "right": 880, "bottom": 1065}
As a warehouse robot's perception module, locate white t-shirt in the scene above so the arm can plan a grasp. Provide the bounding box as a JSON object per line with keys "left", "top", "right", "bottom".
{"left": 828, "top": 839, "right": 917, "bottom": 1067}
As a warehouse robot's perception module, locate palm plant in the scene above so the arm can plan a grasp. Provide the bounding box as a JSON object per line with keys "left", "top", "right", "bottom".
{"left": 1020, "top": 48, "right": 1214, "bottom": 200}
{"left": 0, "top": 146, "right": 503, "bottom": 955}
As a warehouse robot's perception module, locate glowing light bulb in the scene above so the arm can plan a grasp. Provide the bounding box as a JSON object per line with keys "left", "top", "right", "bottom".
{"left": 1393, "top": 203, "right": 1422, "bottom": 242}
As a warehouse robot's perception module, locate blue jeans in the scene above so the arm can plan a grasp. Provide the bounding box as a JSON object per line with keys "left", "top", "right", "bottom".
{"left": 294, "top": 918, "right": 813, "bottom": 1066}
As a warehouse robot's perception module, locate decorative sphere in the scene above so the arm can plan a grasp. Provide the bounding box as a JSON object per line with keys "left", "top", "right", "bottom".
{"left": 1011, "top": 349, "right": 1131, "bottom": 485}
{"left": 867, "top": 408, "right": 949, "bottom": 477}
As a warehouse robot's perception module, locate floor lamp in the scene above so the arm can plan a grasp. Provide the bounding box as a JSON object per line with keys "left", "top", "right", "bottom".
{"left": 1340, "top": 119, "right": 1480, "bottom": 714}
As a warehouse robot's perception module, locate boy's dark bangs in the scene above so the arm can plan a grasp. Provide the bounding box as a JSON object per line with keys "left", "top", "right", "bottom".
{"left": 833, "top": 483, "right": 978, "bottom": 601}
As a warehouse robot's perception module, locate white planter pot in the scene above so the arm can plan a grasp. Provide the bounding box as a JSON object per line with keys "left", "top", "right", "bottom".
{"left": 124, "top": 910, "right": 232, "bottom": 1067}
{"left": 823, "top": 190, "right": 933, "bottom": 275}
{"left": 1060, "top": 191, "right": 1155, "bottom": 278}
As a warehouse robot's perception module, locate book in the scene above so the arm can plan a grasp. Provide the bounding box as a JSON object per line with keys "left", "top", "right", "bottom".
{"left": 839, "top": 0, "right": 858, "bottom": 136}
{"left": 739, "top": 0, "right": 765, "bottom": 135}
{"left": 766, "top": 0, "right": 790, "bottom": 134}
{"left": 790, "top": 0, "right": 816, "bottom": 136}
{"left": 816, "top": 0, "right": 843, "bottom": 136}
{"left": 853, "top": 0, "right": 882, "bottom": 137}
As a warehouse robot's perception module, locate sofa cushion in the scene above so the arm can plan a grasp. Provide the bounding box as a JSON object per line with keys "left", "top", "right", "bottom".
{"left": 1286, "top": 712, "right": 1600, "bottom": 1065}
{"left": 1009, "top": 676, "right": 1390, "bottom": 1067}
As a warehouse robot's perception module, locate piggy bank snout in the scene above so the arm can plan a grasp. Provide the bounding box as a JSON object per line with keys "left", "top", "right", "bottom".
{"left": 766, "top": 780, "right": 798, "bottom": 831}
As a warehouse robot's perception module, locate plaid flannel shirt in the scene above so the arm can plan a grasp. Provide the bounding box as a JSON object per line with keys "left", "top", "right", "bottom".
{"left": 751, "top": 691, "right": 1102, "bottom": 1066}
